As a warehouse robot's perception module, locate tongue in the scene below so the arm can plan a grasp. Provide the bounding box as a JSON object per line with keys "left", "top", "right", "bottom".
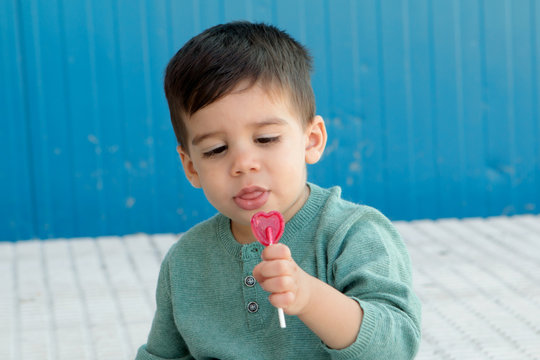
{"left": 240, "top": 191, "right": 263, "bottom": 200}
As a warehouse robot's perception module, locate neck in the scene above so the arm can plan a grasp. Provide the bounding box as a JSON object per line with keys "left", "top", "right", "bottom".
{"left": 231, "top": 221, "right": 257, "bottom": 245}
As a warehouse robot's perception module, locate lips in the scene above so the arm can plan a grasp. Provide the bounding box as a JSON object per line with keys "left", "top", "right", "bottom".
{"left": 233, "top": 186, "right": 269, "bottom": 210}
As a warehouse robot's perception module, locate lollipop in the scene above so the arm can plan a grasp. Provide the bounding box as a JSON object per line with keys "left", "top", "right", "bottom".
{"left": 250, "top": 211, "right": 287, "bottom": 328}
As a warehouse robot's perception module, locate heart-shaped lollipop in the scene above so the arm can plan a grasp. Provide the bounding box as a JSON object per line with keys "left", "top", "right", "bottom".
{"left": 250, "top": 211, "right": 284, "bottom": 246}
{"left": 250, "top": 210, "right": 287, "bottom": 328}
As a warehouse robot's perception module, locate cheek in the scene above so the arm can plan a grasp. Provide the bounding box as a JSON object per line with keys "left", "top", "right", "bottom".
{"left": 200, "top": 181, "right": 227, "bottom": 211}
{"left": 274, "top": 148, "right": 306, "bottom": 180}
{"left": 195, "top": 165, "right": 224, "bottom": 193}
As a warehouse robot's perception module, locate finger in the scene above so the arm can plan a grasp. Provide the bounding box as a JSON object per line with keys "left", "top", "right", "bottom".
{"left": 268, "top": 291, "right": 295, "bottom": 310}
{"left": 252, "top": 262, "right": 264, "bottom": 282}
{"left": 258, "top": 275, "right": 295, "bottom": 293}
{"left": 252, "top": 263, "right": 263, "bottom": 284}
{"left": 261, "top": 243, "right": 291, "bottom": 261}
{"left": 257, "top": 259, "right": 295, "bottom": 278}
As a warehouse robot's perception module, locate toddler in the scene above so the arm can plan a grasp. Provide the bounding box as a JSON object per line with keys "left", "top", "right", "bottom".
{"left": 136, "top": 21, "right": 421, "bottom": 360}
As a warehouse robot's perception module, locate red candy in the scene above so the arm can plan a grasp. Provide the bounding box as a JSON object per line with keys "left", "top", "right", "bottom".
{"left": 250, "top": 210, "right": 288, "bottom": 328}
{"left": 250, "top": 211, "right": 284, "bottom": 246}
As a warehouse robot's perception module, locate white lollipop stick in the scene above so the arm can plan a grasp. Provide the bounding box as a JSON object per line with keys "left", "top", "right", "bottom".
{"left": 266, "top": 227, "right": 287, "bottom": 329}
{"left": 278, "top": 308, "right": 286, "bottom": 328}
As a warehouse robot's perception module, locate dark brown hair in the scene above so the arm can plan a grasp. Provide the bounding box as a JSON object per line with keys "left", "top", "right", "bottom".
{"left": 164, "top": 21, "right": 315, "bottom": 151}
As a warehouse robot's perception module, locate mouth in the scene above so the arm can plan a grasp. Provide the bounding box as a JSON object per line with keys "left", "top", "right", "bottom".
{"left": 233, "top": 186, "right": 270, "bottom": 211}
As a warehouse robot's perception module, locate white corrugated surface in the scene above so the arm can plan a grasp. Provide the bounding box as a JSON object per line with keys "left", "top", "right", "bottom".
{"left": 2, "top": 215, "right": 539, "bottom": 359}
{"left": 395, "top": 215, "right": 540, "bottom": 360}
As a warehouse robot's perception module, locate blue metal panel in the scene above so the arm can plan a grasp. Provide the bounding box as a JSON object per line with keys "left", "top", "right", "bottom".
{"left": 1, "top": 0, "right": 539, "bottom": 241}
{"left": 88, "top": 0, "right": 129, "bottom": 236}
{"left": 433, "top": 0, "right": 465, "bottom": 219}
{"left": 484, "top": 0, "right": 513, "bottom": 215}
{"left": 460, "top": 0, "right": 488, "bottom": 218}
{"left": 17, "top": 0, "right": 77, "bottom": 238}
{"left": 348, "top": 0, "right": 387, "bottom": 214}
{"left": 508, "top": 0, "right": 537, "bottom": 215}
{"left": 379, "top": 0, "right": 413, "bottom": 220}
{"left": 62, "top": 0, "right": 104, "bottom": 237}
{"left": 1, "top": 0, "right": 35, "bottom": 240}
{"left": 534, "top": 0, "right": 540, "bottom": 214}
{"left": 407, "top": 0, "right": 438, "bottom": 219}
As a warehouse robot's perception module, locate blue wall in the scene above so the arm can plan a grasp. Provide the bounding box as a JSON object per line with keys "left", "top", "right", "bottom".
{"left": 1, "top": 0, "right": 539, "bottom": 241}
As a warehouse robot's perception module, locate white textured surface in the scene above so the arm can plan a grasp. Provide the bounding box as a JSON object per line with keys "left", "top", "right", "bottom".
{"left": 395, "top": 215, "right": 540, "bottom": 360}
{"left": 2, "top": 215, "right": 540, "bottom": 359}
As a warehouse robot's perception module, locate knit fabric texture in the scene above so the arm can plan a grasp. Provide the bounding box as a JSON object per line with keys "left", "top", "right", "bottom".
{"left": 136, "top": 183, "right": 421, "bottom": 359}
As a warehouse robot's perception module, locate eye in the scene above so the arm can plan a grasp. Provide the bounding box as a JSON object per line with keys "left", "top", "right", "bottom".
{"left": 202, "top": 145, "right": 227, "bottom": 158}
{"left": 255, "top": 136, "right": 280, "bottom": 145}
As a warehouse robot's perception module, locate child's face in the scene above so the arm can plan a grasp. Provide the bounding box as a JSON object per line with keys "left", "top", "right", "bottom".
{"left": 177, "top": 82, "right": 326, "bottom": 243}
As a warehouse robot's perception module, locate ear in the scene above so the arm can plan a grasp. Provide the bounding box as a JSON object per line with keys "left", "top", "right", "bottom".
{"left": 305, "top": 115, "right": 327, "bottom": 164}
{"left": 177, "top": 145, "right": 202, "bottom": 188}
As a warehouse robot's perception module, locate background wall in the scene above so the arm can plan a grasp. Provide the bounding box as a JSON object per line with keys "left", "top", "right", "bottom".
{"left": 1, "top": 0, "right": 539, "bottom": 241}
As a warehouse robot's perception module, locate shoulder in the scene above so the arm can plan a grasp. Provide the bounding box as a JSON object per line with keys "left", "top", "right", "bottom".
{"left": 162, "top": 213, "right": 222, "bottom": 265}
{"left": 310, "top": 184, "right": 406, "bottom": 267}
{"left": 311, "top": 183, "right": 397, "bottom": 240}
{"left": 311, "top": 184, "right": 412, "bottom": 283}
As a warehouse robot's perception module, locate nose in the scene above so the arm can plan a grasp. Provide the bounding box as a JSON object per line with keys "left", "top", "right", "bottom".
{"left": 230, "top": 147, "right": 260, "bottom": 176}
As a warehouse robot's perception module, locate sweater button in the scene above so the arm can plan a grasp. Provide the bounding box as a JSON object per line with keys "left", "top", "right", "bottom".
{"left": 247, "top": 301, "right": 259, "bottom": 313}
{"left": 244, "top": 275, "right": 256, "bottom": 287}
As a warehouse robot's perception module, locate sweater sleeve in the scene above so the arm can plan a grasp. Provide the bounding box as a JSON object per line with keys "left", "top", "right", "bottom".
{"left": 323, "top": 208, "right": 422, "bottom": 360}
{"left": 135, "top": 249, "right": 194, "bottom": 360}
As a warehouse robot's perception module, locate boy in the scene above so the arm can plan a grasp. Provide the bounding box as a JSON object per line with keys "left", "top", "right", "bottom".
{"left": 136, "top": 21, "right": 421, "bottom": 359}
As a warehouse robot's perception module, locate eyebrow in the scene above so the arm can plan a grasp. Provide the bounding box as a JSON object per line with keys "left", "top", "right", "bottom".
{"left": 191, "top": 118, "right": 288, "bottom": 146}
{"left": 191, "top": 131, "right": 223, "bottom": 147}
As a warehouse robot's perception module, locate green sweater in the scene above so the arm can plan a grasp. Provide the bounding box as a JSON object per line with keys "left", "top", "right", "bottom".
{"left": 136, "top": 183, "right": 421, "bottom": 359}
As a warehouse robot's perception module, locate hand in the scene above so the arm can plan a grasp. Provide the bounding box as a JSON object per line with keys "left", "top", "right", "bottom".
{"left": 252, "top": 243, "right": 313, "bottom": 315}
{"left": 253, "top": 243, "right": 363, "bottom": 349}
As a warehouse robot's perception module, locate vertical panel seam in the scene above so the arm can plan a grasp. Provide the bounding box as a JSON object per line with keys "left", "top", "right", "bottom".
{"left": 375, "top": 0, "right": 388, "bottom": 211}
{"left": 271, "top": 0, "right": 278, "bottom": 24}
{"left": 323, "top": 0, "right": 334, "bottom": 117}
{"left": 194, "top": 0, "right": 201, "bottom": 32}
{"left": 57, "top": 0, "right": 78, "bottom": 236}
{"left": 427, "top": 0, "right": 440, "bottom": 217}
{"left": 165, "top": 0, "right": 173, "bottom": 54}
{"left": 15, "top": 0, "right": 39, "bottom": 240}
{"left": 349, "top": 0, "right": 363, "bottom": 199}
{"left": 453, "top": 0, "right": 466, "bottom": 217}
{"left": 112, "top": 0, "right": 129, "bottom": 233}
{"left": 402, "top": 0, "right": 416, "bottom": 219}
{"left": 140, "top": 0, "right": 158, "bottom": 233}
{"left": 504, "top": 0, "right": 516, "bottom": 212}
{"left": 531, "top": 0, "right": 540, "bottom": 205}
{"left": 31, "top": 0, "right": 51, "bottom": 237}
{"left": 479, "top": 0, "right": 490, "bottom": 216}
{"left": 85, "top": 0, "right": 106, "bottom": 234}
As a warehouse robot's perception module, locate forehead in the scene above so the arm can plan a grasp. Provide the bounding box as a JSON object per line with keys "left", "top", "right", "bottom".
{"left": 229, "top": 80, "right": 295, "bottom": 109}
{"left": 186, "top": 81, "right": 300, "bottom": 130}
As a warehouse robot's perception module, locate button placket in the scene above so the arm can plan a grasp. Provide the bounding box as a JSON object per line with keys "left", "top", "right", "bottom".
{"left": 241, "top": 243, "right": 265, "bottom": 328}
{"left": 243, "top": 273, "right": 258, "bottom": 316}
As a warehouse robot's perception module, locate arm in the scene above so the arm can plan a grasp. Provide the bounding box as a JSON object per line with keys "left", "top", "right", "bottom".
{"left": 136, "top": 255, "right": 193, "bottom": 360}
{"left": 252, "top": 212, "right": 421, "bottom": 359}
{"left": 252, "top": 244, "right": 362, "bottom": 349}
